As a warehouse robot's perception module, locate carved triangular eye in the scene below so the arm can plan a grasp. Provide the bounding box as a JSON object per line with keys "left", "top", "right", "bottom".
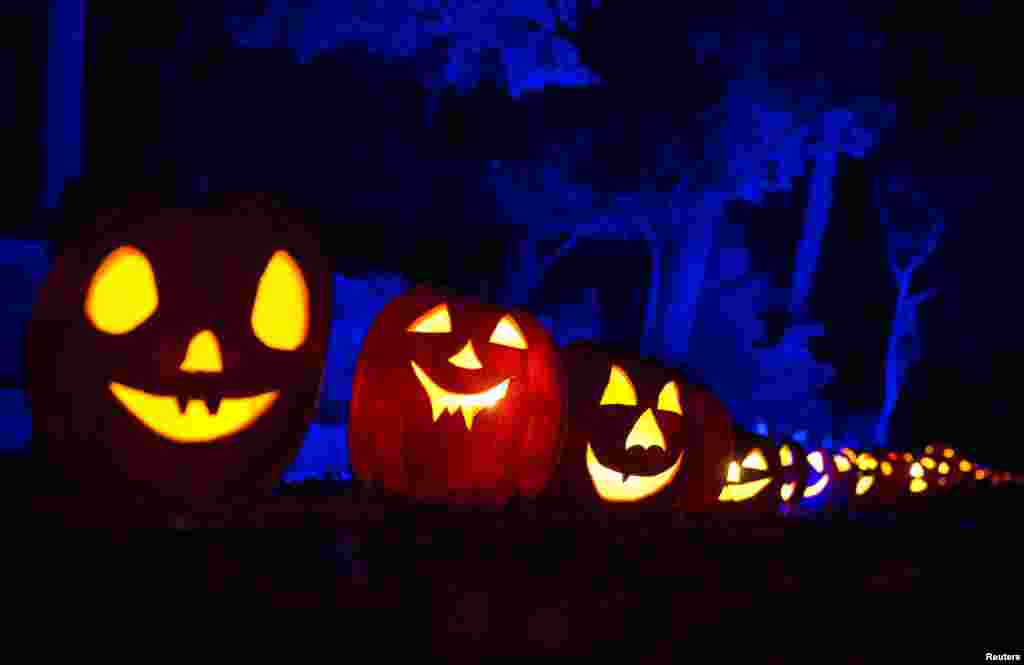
{"left": 488, "top": 315, "right": 527, "bottom": 349}
{"left": 407, "top": 303, "right": 451, "bottom": 333}
{"left": 599, "top": 364, "right": 637, "bottom": 406}
{"left": 656, "top": 381, "right": 682, "bottom": 415}
{"left": 741, "top": 449, "right": 768, "bottom": 471}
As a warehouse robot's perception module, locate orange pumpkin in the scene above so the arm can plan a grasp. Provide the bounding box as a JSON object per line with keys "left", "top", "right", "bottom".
{"left": 718, "top": 433, "right": 809, "bottom": 514}
{"left": 553, "top": 342, "right": 735, "bottom": 512}
{"left": 25, "top": 194, "right": 331, "bottom": 508}
{"left": 348, "top": 285, "right": 566, "bottom": 506}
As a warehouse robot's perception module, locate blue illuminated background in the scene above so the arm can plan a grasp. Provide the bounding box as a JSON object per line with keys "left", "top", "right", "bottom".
{"left": 1, "top": 1, "right": 1018, "bottom": 480}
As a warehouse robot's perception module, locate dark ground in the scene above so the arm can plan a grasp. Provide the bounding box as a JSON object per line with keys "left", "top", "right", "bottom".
{"left": 7, "top": 453, "right": 1021, "bottom": 658}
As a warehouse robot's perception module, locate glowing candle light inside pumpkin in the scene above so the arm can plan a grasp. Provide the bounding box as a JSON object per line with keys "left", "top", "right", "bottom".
{"left": 937, "top": 461, "right": 950, "bottom": 475}
{"left": 854, "top": 475, "right": 874, "bottom": 496}
{"left": 920, "top": 457, "right": 936, "bottom": 470}
{"left": 942, "top": 448, "right": 955, "bottom": 459}
{"left": 802, "top": 451, "right": 829, "bottom": 498}
{"left": 833, "top": 455, "right": 852, "bottom": 472}
{"left": 959, "top": 460, "right": 973, "bottom": 473}
{"left": 908, "top": 462, "right": 928, "bottom": 493}
{"left": 857, "top": 453, "right": 877, "bottom": 471}
{"left": 881, "top": 461, "right": 893, "bottom": 476}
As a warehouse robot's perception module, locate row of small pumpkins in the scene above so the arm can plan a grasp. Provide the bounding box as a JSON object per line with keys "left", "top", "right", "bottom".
{"left": 23, "top": 198, "right": 1013, "bottom": 511}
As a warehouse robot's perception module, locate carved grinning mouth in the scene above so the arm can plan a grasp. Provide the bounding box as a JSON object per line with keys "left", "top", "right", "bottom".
{"left": 410, "top": 361, "right": 510, "bottom": 430}
{"left": 585, "top": 442, "right": 683, "bottom": 502}
{"left": 718, "top": 478, "right": 773, "bottom": 502}
{"left": 803, "top": 474, "right": 829, "bottom": 498}
{"left": 109, "top": 382, "right": 278, "bottom": 444}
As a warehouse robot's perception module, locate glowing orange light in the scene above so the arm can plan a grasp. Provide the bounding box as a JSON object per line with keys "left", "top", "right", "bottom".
{"left": 855, "top": 475, "right": 875, "bottom": 496}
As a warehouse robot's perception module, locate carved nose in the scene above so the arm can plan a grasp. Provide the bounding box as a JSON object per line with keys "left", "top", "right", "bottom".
{"left": 448, "top": 340, "right": 483, "bottom": 370}
{"left": 180, "top": 329, "right": 223, "bottom": 373}
{"left": 624, "top": 408, "right": 666, "bottom": 451}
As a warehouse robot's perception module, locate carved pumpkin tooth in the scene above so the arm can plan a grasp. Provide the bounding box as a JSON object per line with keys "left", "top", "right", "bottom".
{"left": 204, "top": 396, "right": 223, "bottom": 415}
{"left": 176, "top": 395, "right": 189, "bottom": 414}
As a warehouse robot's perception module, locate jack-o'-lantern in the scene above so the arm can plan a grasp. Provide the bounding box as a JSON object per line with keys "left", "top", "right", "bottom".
{"left": 905, "top": 458, "right": 940, "bottom": 498}
{"left": 25, "top": 194, "right": 331, "bottom": 508}
{"left": 348, "top": 285, "right": 566, "bottom": 506}
{"left": 869, "top": 450, "right": 915, "bottom": 506}
{"left": 830, "top": 449, "right": 891, "bottom": 512}
{"left": 718, "top": 431, "right": 808, "bottom": 514}
{"left": 552, "top": 342, "right": 734, "bottom": 512}
{"left": 990, "top": 470, "right": 1015, "bottom": 487}
{"left": 961, "top": 464, "right": 992, "bottom": 492}
{"left": 923, "top": 443, "right": 971, "bottom": 492}
{"left": 793, "top": 449, "right": 855, "bottom": 515}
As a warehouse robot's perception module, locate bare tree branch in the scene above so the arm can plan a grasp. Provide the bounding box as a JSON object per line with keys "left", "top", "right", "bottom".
{"left": 908, "top": 287, "right": 937, "bottom": 308}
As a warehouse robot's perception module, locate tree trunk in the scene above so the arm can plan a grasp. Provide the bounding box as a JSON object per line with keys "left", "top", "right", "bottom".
{"left": 45, "top": 0, "right": 87, "bottom": 209}
{"left": 638, "top": 232, "right": 662, "bottom": 357}
{"left": 876, "top": 282, "right": 909, "bottom": 449}
{"left": 659, "top": 192, "right": 726, "bottom": 362}
{"left": 788, "top": 111, "right": 845, "bottom": 320}
{"left": 498, "top": 234, "right": 542, "bottom": 307}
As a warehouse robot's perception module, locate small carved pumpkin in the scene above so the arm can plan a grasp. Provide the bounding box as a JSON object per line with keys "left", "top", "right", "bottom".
{"left": 717, "top": 431, "right": 808, "bottom": 513}
{"left": 834, "top": 449, "right": 909, "bottom": 512}
{"left": 25, "top": 194, "right": 331, "bottom": 508}
{"left": 838, "top": 449, "right": 920, "bottom": 512}
{"left": 552, "top": 342, "right": 735, "bottom": 512}
{"left": 922, "top": 442, "right": 972, "bottom": 492}
{"left": 791, "top": 448, "right": 854, "bottom": 515}
{"left": 904, "top": 447, "right": 949, "bottom": 498}
{"left": 348, "top": 284, "right": 566, "bottom": 506}
{"left": 961, "top": 463, "right": 994, "bottom": 492}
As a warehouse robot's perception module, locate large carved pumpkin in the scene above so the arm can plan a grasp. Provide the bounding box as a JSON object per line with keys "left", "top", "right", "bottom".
{"left": 718, "top": 432, "right": 808, "bottom": 514}
{"left": 348, "top": 285, "right": 566, "bottom": 506}
{"left": 25, "top": 193, "right": 331, "bottom": 508}
{"left": 554, "top": 342, "right": 735, "bottom": 512}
